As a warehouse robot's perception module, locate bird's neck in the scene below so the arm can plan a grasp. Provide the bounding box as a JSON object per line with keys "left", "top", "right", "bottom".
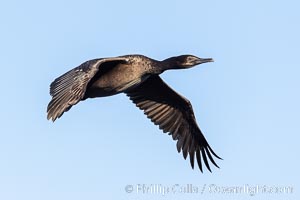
{"left": 149, "top": 57, "right": 181, "bottom": 75}
{"left": 160, "top": 57, "right": 180, "bottom": 71}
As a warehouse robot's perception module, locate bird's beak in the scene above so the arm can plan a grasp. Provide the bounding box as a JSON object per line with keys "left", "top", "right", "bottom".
{"left": 194, "top": 57, "right": 214, "bottom": 65}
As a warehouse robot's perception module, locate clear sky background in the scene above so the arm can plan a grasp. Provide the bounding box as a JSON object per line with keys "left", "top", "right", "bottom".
{"left": 0, "top": 0, "right": 299, "bottom": 199}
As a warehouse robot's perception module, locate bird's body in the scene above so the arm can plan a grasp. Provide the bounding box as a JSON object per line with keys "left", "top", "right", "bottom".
{"left": 47, "top": 54, "right": 221, "bottom": 172}
{"left": 85, "top": 55, "right": 158, "bottom": 98}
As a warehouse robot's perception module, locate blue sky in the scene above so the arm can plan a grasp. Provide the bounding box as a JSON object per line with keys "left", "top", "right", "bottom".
{"left": 0, "top": 0, "right": 299, "bottom": 199}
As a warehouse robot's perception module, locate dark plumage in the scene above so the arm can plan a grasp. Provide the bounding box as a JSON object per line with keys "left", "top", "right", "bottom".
{"left": 47, "top": 54, "right": 222, "bottom": 172}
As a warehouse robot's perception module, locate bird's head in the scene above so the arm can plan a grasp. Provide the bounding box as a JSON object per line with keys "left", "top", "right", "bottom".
{"left": 174, "top": 55, "right": 214, "bottom": 69}
{"left": 161, "top": 55, "right": 213, "bottom": 72}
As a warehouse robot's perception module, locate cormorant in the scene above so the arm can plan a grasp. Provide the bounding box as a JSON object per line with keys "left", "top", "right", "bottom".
{"left": 47, "top": 54, "right": 222, "bottom": 172}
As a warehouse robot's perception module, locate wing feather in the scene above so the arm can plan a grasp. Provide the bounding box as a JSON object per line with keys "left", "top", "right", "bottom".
{"left": 126, "top": 75, "right": 221, "bottom": 172}
{"left": 47, "top": 57, "right": 128, "bottom": 121}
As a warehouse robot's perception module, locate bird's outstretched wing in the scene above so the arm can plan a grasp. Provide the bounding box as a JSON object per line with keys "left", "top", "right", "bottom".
{"left": 126, "top": 75, "right": 221, "bottom": 172}
{"left": 47, "top": 57, "right": 128, "bottom": 121}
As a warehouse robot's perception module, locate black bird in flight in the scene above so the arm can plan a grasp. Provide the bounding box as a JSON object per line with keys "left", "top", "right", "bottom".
{"left": 47, "top": 54, "right": 222, "bottom": 172}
